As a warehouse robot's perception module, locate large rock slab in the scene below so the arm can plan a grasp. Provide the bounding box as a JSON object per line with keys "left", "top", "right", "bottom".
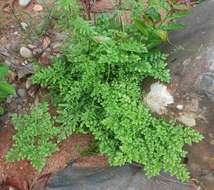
{"left": 46, "top": 165, "right": 195, "bottom": 190}
{"left": 164, "top": 1, "right": 214, "bottom": 189}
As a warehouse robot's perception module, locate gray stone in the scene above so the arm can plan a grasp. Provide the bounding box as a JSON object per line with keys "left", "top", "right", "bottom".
{"left": 17, "top": 89, "right": 26, "bottom": 97}
{"left": 46, "top": 165, "right": 194, "bottom": 190}
{"left": 16, "top": 63, "right": 34, "bottom": 79}
{"left": 163, "top": 1, "right": 214, "bottom": 189}
{"left": 17, "top": 105, "right": 22, "bottom": 111}
{"left": 18, "top": 0, "right": 31, "bottom": 7}
{"left": 20, "top": 47, "right": 33, "bottom": 58}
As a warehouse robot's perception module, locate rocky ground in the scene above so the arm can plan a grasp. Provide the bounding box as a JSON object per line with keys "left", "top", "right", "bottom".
{"left": 0, "top": 1, "right": 107, "bottom": 190}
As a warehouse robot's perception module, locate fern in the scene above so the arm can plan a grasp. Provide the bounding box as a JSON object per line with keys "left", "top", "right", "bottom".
{"left": 0, "top": 64, "right": 15, "bottom": 100}
{"left": 6, "top": 102, "right": 60, "bottom": 171}
{"left": 0, "top": 64, "right": 15, "bottom": 115}
{"left": 31, "top": 0, "right": 203, "bottom": 181}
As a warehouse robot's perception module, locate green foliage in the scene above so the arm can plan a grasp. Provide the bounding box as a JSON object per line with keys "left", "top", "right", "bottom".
{"left": 31, "top": 0, "right": 203, "bottom": 181}
{"left": 6, "top": 102, "right": 60, "bottom": 171}
{"left": 0, "top": 64, "right": 15, "bottom": 115}
{"left": 0, "top": 64, "right": 15, "bottom": 101}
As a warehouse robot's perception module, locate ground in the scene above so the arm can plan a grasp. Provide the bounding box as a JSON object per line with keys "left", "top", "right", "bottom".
{"left": 0, "top": 1, "right": 107, "bottom": 190}
{"left": 0, "top": 1, "right": 213, "bottom": 190}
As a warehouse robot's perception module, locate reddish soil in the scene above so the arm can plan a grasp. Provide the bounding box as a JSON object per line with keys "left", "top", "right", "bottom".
{"left": 0, "top": 125, "right": 107, "bottom": 190}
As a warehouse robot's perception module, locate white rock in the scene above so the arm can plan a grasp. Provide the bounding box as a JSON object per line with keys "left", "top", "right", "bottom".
{"left": 20, "top": 47, "right": 33, "bottom": 58}
{"left": 19, "top": 0, "right": 31, "bottom": 7}
{"left": 144, "top": 82, "right": 174, "bottom": 115}
{"left": 176, "top": 104, "right": 184, "bottom": 110}
{"left": 20, "top": 22, "right": 28, "bottom": 30}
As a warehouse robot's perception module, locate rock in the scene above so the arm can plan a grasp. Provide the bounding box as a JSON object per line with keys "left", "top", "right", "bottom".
{"left": 17, "top": 89, "right": 26, "bottom": 97}
{"left": 45, "top": 164, "right": 195, "bottom": 190}
{"left": 32, "top": 48, "right": 43, "bottom": 56}
{"left": 176, "top": 104, "right": 184, "bottom": 110}
{"left": 21, "top": 60, "right": 29, "bottom": 66}
{"left": 144, "top": 82, "right": 174, "bottom": 115}
{"left": 17, "top": 105, "right": 22, "bottom": 111}
{"left": 177, "top": 114, "right": 196, "bottom": 127}
{"left": 209, "top": 140, "right": 214, "bottom": 145}
{"left": 25, "top": 79, "right": 32, "bottom": 90}
{"left": 7, "top": 71, "right": 17, "bottom": 82}
{"left": 17, "top": 63, "right": 34, "bottom": 79}
{"left": 20, "top": 47, "right": 33, "bottom": 59}
{"left": 8, "top": 42, "right": 21, "bottom": 53}
{"left": 27, "top": 44, "right": 37, "bottom": 49}
{"left": 9, "top": 186, "right": 16, "bottom": 190}
{"left": 39, "top": 53, "right": 52, "bottom": 65}
{"left": 34, "top": 95, "right": 40, "bottom": 105}
{"left": 19, "top": 0, "right": 31, "bottom": 7}
{"left": 163, "top": 2, "right": 214, "bottom": 188}
{"left": 33, "top": 4, "right": 43, "bottom": 12}
{"left": 42, "top": 36, "right": 51, "bottom": 49}
{"left": 20, "top": 22, "right": 28, "bottom": 30}
{"left": 28, "top": 87, "right": 37, "bottom": 97}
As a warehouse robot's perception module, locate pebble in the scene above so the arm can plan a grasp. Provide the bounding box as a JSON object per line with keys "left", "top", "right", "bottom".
{"left": 28, "top": 87, "right": 36, "bottom": 97}
{"left": 17, "top": 89, "right": 26, "bottom": 97}
{"left": 42, "top": 36, "right": 51, "bottom": 49}
{"left": 176, "top": 104, "right": 184, "bottom": 110}
{"left": 20, "top": 22, "right": 28, "bottom": 30}
{"left": 7, "top": 71, "right": 17, "bottom": 82}
{"left": 17, "top": 105, "right": 22, "bottom": 111}
{"left": 26, "top": 79, "right": 32, "bottom": 89}
{"left": 19, "top": 0, "right": 32, "bottom": 7}
{"left": 210, "top": 140, "right": 214, "bottom": 145}
{"left": 208, "top": 133, "right": 214, "bottom": 138}
{"left": 20, "top": 47, "right": 33, "bottom": 58}
{"left": 28, "top": 44, "right": 37, "bottom": 49}
{"left": 33, "top": 4, "right": 43, "bottom": 12}
{"left": 32, "top": 48, "right": 43, "bottom": 56}
{"left": 9, "top": 186, "right": 16, "bottom": 190}
{"left": 21, "top": 60, "right": 29, "bottom": 66}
